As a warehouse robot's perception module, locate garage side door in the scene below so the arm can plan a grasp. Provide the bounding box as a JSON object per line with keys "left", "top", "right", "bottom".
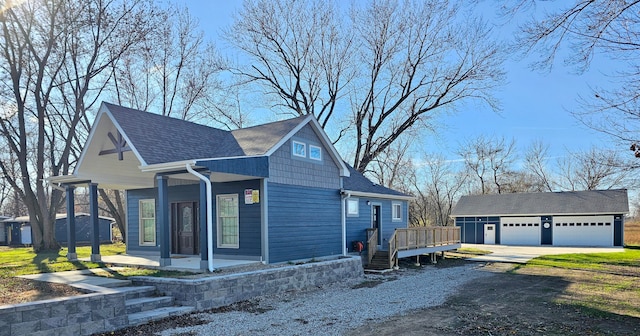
{"left": 552, "top": 216, "right": 613, "bottom": 246}
{"left": 500, "top": 217, "right": 541, "bottom": 245}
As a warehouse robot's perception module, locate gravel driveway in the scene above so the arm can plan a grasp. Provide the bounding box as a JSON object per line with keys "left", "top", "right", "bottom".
{"left": 158, "top": 263, "right": 491, "bottom": 336}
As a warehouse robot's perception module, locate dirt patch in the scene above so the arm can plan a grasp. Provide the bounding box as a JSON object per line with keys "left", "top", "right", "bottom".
{"left": 348, "top": 263, "right": 640, "bottom": 336}
{"left": 0, "top": 277, "right": 85, "bottom": 305}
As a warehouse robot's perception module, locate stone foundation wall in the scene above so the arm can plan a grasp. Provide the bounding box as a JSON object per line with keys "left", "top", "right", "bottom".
{"left": 0, "top": 257, "right": 363, "bottom": 336}
{"left": 131, "top": 256, "right": 363, "bottom": 310}
{"left": 0, "top": 291, "right": 127, "bottom": 336}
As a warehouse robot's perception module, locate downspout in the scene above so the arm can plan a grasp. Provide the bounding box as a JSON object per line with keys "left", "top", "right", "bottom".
{"left": 186, "top": 164, "right": 214, "bottom": 272}
{"left": 341, "top": 191, "right": 351, "bottom": 256}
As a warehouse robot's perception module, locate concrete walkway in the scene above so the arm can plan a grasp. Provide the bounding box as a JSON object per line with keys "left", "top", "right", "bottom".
{"left": 18, "top": 268, "right": 132, "bottom": 292}
{"left": 18, "top": 257, "right": 261, "bottom": 292}
{"left": 462, "top": 244, "right": 623, "bottom": 263}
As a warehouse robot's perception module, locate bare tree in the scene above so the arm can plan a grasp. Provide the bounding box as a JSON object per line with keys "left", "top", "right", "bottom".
{"left": 350, "top": 1, "right": 505, "bottom": 172}
{"left": 557, "top": 147, "right": 632, "bottom": 191}
{"left": 409, "top": 154, "right": 468, "bottom": 227}
{"left": 459, "top": 136, "right": 516, "bottom": 194}
{"left": 110, "top": 4, "right": 225, "bottom": 123}
{"left": 524, "top": 140, "right": 555, "bottom": 192}
{"left": 0, "top": 0, "right": 154, "bottom": 251}
{"left": 506, "top": 1, "right": 640, "bottom": 160}
{"left": 228, "top": 0, "right": 506, "bottom": 172}
{"left": 367, "top": 136, "right": 414, "bottom": 192}
{"left": 225, "top": 0, "right": 353, "bottom": 129}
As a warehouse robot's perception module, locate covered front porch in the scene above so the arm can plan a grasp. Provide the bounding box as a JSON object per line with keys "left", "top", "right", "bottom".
{"left": 50, "top": 159, "right": 268, "bottom": 272}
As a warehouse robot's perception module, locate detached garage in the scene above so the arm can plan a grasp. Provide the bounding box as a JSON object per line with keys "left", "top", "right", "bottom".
{"left": 451, "top": 189, "right": 628, "bottom": 247}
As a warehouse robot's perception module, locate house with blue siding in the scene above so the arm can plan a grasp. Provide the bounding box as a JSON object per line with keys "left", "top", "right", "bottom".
{"left": 0, "top": 214, "right": 113, "bottom": 246}
{"left": 50, "top": 102, "right": 411, "bottom": 270}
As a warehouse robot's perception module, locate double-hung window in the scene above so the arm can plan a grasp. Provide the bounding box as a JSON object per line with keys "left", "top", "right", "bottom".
{"left": 139, "top": 199, "right": 156, "bottom": 246}
{"left": 217, "top": 194, "right": 239, "bottom": 248}
{"left": 347, "top": 198, "right": 359, "bottom": 216}
{"left": 392, "top": 202, "right": 402, "bottom": 221}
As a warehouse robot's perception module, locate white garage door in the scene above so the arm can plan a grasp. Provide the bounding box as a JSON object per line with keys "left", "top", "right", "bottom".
{"left": 553, "top": 216, "right": 613, "bottom": 246}
{"left": 500, "top": 217, "right": 541, "bottom": 245}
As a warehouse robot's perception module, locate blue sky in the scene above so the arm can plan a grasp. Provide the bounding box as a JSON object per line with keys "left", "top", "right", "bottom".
{"left": 183, "top": 0, "right": 621, "bottom": 163}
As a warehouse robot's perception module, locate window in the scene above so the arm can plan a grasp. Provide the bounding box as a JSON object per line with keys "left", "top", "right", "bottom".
{"left": 392, "top": 202, "right": 402, "bottom": 221}
{"left": 292, "top": 141, "right": 306, "bottom": 158}
{"left": 347, "top": 198, "right": 359, "bottom": 216}
{"left": 139, "top": 199, "right": 156, "bottom": 246}
{"left": 309, "top": 145, "right": 322, "bottom": 161}
{"left": 217, "top": 194, "right": 239, "bottom": 248}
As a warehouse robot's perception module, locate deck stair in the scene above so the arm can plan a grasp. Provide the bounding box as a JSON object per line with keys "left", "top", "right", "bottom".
{"left": 364, "top": 226, "right": 462, "bottom": 270}
{"left": 116, "top": 285, "right": 195, "bottom": 326}
{"left": 366, "top": 250, "right": 390, "bottom": 270}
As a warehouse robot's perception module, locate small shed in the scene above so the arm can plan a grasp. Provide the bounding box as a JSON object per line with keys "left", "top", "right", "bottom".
{"left": 1, "top": 213, "right": 114, "bottom": 246}
{"left": 451, "top": 189, "right": 628, "bottom": 247}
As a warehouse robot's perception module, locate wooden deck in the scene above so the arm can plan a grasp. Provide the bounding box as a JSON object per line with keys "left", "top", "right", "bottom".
{"left": 368, "top": 226, "right": 461, "bottom": 269}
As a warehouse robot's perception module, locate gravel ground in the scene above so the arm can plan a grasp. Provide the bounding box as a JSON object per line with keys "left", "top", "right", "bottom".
{"left": 158, "top": 263, "right": 491, "bottom": 336}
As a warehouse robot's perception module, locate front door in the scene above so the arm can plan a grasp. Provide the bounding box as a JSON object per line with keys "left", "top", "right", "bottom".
{"left": 372, "top": 205, "right": 382, "bottom": 247}
{"left": 484, "top": 224, "right": 495, "bottom": 244}
{"left": 171, "top": 202, "right": 198, "bottom": 255}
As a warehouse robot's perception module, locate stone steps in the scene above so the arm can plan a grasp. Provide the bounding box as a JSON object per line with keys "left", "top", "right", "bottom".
{"left": 125, "top": 296, "right": 174, "bottom": 314}
{"left": 113, "top": 285, "right": 195, "bottom": 327}
{"left": 127, "top": 306, "right": 195, "bottom": 326}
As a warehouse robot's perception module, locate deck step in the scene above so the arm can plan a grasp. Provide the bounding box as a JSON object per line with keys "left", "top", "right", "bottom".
{"left": 126, "top": 296, "right": 174, "bottom": 314}
{"left": 366, "top": 251, "right": 392, "bottom": 270}
{"left": 127, "top": 306, "right": 195, "bottom": 326}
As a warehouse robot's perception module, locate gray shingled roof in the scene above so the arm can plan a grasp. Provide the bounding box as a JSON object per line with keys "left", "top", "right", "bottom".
{"left": 105, "top": 103, "right": 306, "bottom": 165}
{"left": 343, "top": 164, "right": 412, "bottom": 198}
{"left": 231, "top": 115, "right": 308, "bottom": 156}
{"left": 451, "top": 189, "right": 629, "bottom": 217}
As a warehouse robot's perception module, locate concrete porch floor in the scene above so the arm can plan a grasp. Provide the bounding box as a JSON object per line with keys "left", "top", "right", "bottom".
{"left": 79, "top": 254, "right": 261, "bottom": 272}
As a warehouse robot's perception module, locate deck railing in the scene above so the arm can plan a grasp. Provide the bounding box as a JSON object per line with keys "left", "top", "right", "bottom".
{"left": 388, "top": 226, "right": 461, "bottom": 268}
{"left": 366, "top": 228, "right": 378, "bottom": 265}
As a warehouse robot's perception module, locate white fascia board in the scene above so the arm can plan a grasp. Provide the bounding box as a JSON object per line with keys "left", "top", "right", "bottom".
{"left": 341, "top": 189, "right": 415, "bottom": 201}
{"left": 263, "top": 115, "right": 350, "bottom": 177}
{"left": 47, "top": 174, "right": 85, "bottom": 184}
{"left": 450, "top": 212, "right": 628, "bottom": 218}
{"left": 139, "top": 160, "right": 197, "bottom": 173}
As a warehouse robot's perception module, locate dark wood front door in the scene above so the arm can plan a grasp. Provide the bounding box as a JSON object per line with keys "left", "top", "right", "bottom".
{"left": 171, "top": 202, "right": 198, "bottom": 255}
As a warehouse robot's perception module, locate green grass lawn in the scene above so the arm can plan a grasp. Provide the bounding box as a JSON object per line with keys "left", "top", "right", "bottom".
{"left": 525, "top": 246, "right": 640, "bottom": 271}
{"left": 0, "top": 243, "right": 126, "bottom": 278}
{"left": 0, "top": 243, "right": 191, "bottom": 279}
{"left": 518, "top": 247, "right": 640, "bottom": 319}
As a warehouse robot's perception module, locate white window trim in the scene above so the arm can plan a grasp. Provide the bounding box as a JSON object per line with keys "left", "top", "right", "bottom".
{"left": 292, "top": 140, "right": 306, "bottom": 158}
{"left": 392, "top": 202, "right": 402, "bottom": 221}
{"left": 217, "top": 193, "right": 240, "bottom": 249}
{"left": 309, "top": 144, "right": 322, "bottom": 161}
{"left": 347, "top": 198, "right": 359, "bottom": 216}
{"left": 139, "top": 199, "right": 156, "bottom": 246}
